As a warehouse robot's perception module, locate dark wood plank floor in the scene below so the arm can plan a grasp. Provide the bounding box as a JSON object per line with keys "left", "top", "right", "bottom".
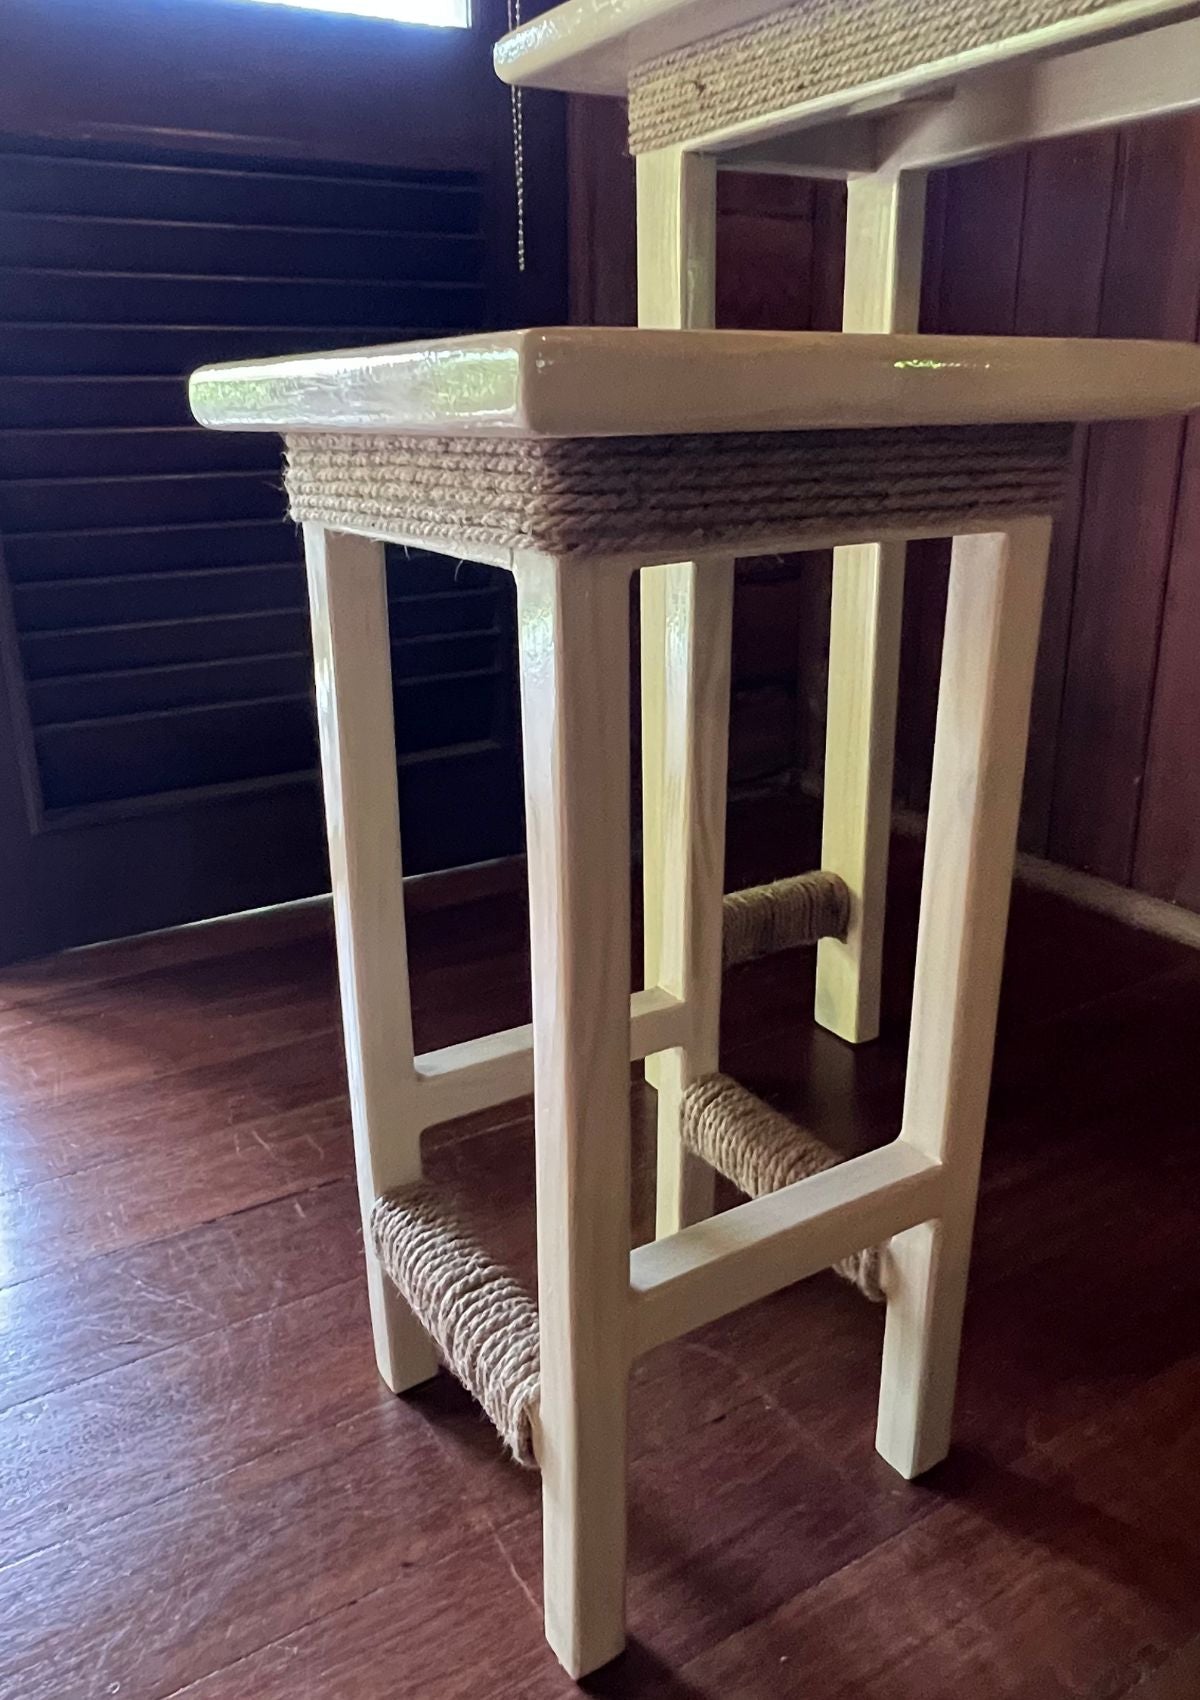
{"left": 2, "top": 796, "right": 1199, "bottom": 1700}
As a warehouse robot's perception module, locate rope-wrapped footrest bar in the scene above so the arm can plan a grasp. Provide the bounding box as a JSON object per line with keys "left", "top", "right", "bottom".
{"left": 681, "top": 1073, "right": 885, "bottom": 1301}
{"left": 285, "top": 422, "right": 1072, "bottom": 557}
{"left": 723, "top": 870, "right": 849, "bottom": 968}
{"left": 628, "top": 0, "right": 1120, "bottom": 154}
{"left": 370, "top": 1183, "right": 540, "bottom": 1466}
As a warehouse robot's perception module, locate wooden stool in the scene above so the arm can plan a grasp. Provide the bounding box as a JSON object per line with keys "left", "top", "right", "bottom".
{"left": 497, "top": 0, "right": 1200, "bottom": 1061}
{"left": 191, "top": 326, "right": 1200, "bottom": 1680}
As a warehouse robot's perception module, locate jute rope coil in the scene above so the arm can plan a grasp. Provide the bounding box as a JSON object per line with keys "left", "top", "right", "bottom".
{"left": 681, "top": 1073, "right": 885, "bottom": 1300}
{"left": 370, "top": 1183, "right": 541, "bottom": 1466}
{"left": 723, "top": 870, "right": 849, "bottom": 968}
{"left": 286, "top": 423, "right": 1071, "bottom": 556}
{"left": 628, "top": 0, "right": 1119, "bottom": 154}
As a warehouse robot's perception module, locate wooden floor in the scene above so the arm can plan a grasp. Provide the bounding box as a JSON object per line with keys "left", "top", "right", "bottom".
{"left": 2, "top": 796, "right": 1199, "bottom": 1700}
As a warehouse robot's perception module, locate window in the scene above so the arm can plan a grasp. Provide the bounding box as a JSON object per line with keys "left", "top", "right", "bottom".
{"left": 235, "top": 0, "right": 469, "bottom": 26}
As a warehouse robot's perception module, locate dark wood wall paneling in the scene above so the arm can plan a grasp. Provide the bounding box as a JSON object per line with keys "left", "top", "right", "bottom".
{"left": 910, "top": 119, "right": 1200, "bottom": 912}
{"left": 569, "top": 102, "right": 1200, "bottom": 912}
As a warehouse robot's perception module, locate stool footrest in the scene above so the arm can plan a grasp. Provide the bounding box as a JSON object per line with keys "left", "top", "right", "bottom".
{"left": 682, "top": 1072, "right": 883, "bottom": 1298}
{"left": 630, "top": 1139, "right": 944, "bottom": 1357}
{"left": 371, "top": 1183, "right": 540, "bottom": 1466}
{"left": 722, "top": 870, "right": 849, "bottom": 968}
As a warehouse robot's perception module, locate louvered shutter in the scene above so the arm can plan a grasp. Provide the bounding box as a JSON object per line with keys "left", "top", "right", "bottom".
{"left": 0, "top": 136, "right": 522, "bottom": 907}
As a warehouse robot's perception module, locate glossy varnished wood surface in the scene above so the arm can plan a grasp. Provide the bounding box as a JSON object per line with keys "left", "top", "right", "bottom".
{"left": 2, "top": 797, "right": 1199, "bottom": 1698}
{"left": 190, "top": 326, "right": 1200, "bottom": 438}
{"left": 493, "top": 0, "right": 1196, "bottom": 103}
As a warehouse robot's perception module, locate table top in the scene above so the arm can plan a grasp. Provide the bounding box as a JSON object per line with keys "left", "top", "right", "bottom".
{"left": 493, "top": 0, "right": 1194, "bottom": 101}
{"left": 190, "top": 328, "right": 1200, "bottom": 438}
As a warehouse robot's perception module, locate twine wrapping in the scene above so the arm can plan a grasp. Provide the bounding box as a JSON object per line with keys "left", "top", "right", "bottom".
{"left": 628, "top": 0, "right": 1121, "bottom": 153}
{"left": 371, "top": 1183, "right": 541, "bottom": 1466}
{"left": 682, "top": 1072, "right": 885, "bottom": 1300}
{"left": 723, "top": 870, "right": 850, "bottom": 968}
{"left": 285, "top": 423, "right": 1071, "bottom": 557}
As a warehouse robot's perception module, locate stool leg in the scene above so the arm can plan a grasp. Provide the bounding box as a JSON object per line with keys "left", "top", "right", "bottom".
{"left": 876, "top": 517, "right": 1052, "bottom": 1479}
{"left": 642, "top": 558, "right": 735, "bottom": 1238}
{"left": 637, "top": 145, "right": 729, "bottom": 1234}
{"left": 515, "top": 554, "right": 633, "bottom": 1678}
{"left": 303, "top": 525, "right": 437, "bottom": 1395}
{"left": 816, "top": 170, "right": 927, "bottom": 1045}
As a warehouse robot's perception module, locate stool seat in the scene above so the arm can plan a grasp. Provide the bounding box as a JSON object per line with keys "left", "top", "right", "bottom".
{"left": 192, "top": 329, "right": 1200, "bottom": 562}
{"left": 190, "top": 326, "right": 1200, "bottom": 438}
{"left": 494, "top": 0, "right": 1193, "bottom": 136}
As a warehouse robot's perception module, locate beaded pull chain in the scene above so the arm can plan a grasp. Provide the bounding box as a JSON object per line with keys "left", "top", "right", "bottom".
{"left": 506, "top": 0, "right": 527, "bottom": 271}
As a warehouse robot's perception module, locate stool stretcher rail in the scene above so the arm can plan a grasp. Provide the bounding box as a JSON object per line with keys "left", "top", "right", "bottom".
{"left": 682, "top": 1071, "right": 884, "bottom": 1297}
{"left": 630, "top": 1141, "right": 946, "bottom": 1356}
{"left": 413, "top": 985, "right": 689, "bottom": 1125}
{"left": 722, "top": 869, "right": 849, "bottom": 966}
{"left": 412, "top": 874, "right": 849, "bottom": 1127}
{"left": 372, "top": 1182, "right": 541, "bottom": 1464}
{"left": 373, "top": 1141, "right": 942, "bottom": 1461}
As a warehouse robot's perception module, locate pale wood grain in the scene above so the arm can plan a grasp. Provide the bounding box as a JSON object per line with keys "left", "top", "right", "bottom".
{"left": 643, "top": 556, "right": 735, "bottom": 1237}
{"left": 630, "top": 1140, "right": 946, "bottom": 1357}
{"left": 495, "top": 0, "right": 1197, "bottom": 136}
{"left": 412, "top": 986, "right": 688, "bottom": 1126}
{"left": 636, "top": 147, "right": 733, "bottom": 1236}
{"left": 192, "top": 328, "right": 1200, "bottom": 438}
{"left": 876, "top": 13, "right": 1200, "bottom": 173}
{"left": 816, "top": 171, "right": 926, "bottom": 1046}
{"left": 876, "top": 518, "right": 1053, "bottom": 1479}
{"left": 635, "top": 145, "right": 716, "bottom": 332}
{"left": 302, "top": 525, "right": 438, "bottom": 1395}
{"left": 717, "top": 18, "right": 1200, "bottom": 179}
{"left": 515, "top": 552, "right": 634, "bottom": 1679}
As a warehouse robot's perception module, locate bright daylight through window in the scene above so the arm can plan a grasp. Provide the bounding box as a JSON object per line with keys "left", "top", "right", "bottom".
{"left": 237, "top": 0, "right": 469, "bottom": 26}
